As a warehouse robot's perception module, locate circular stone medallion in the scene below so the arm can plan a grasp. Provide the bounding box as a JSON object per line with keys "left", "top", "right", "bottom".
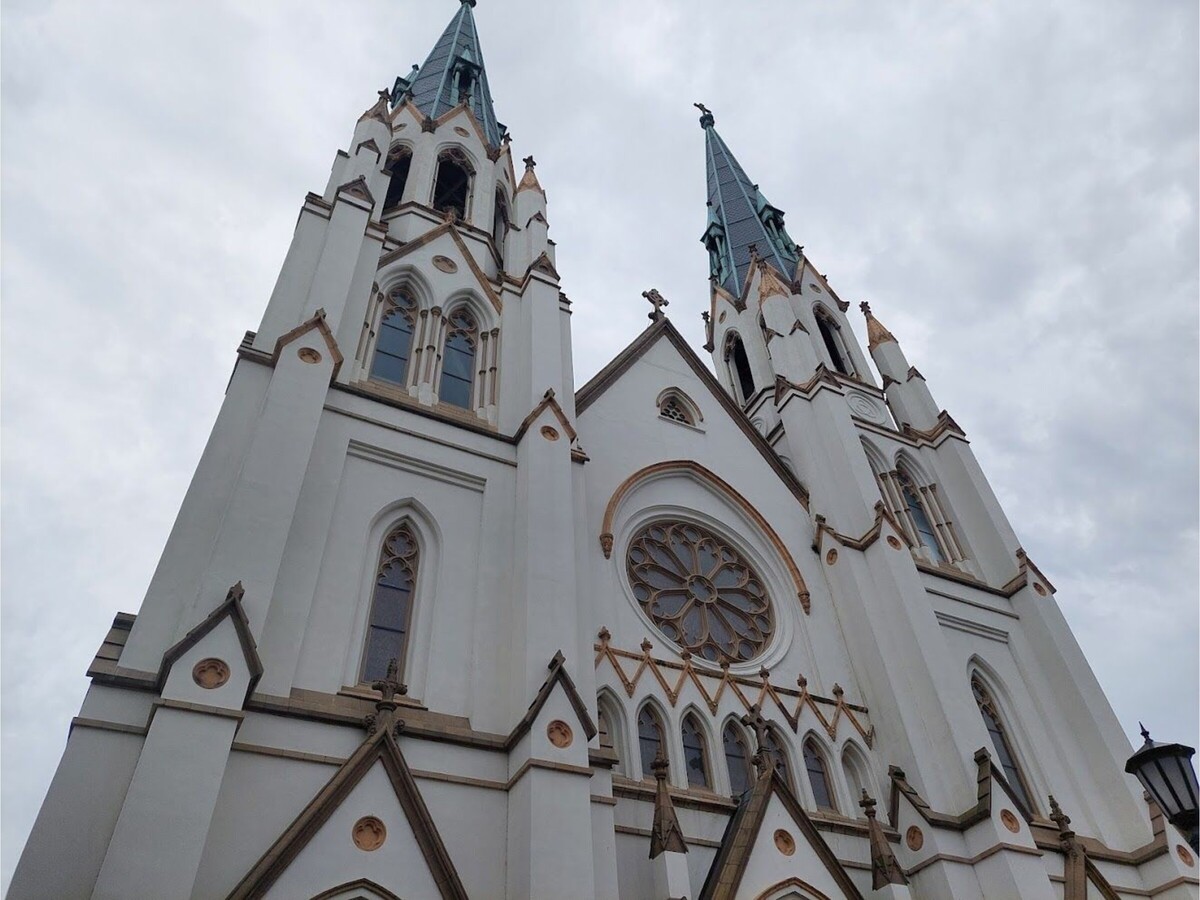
{"left": 1000, "top": 809, "right": 1021, "bottom": 833}
{"left": 540, "top": 425, "right": 560, "bottom": 441}
{"left": 906, "top": 825, "right": 924, "bottom": 851}
{"left": 192, "top": 658, "right": 230, "bottom": 689}
{"left": 774, "top": 828, "right": 796, "bottom": 856}
{"left": 825, "top": 549, "right": 838, "bottom": 566}
{"left": 887, "top": 535, "right": 903, "bottom": 550}
{"left": 453, "top": 126, "right": 470, "bottom": 137}
{"left": 1033, "top": 583, "right": 1048, "bottom": 596}
{"left": 846, "top": 392, "right": 885, "bottom": 423}
{"left": 432, "top": 255, "right": 458, "bottom": 273}
{"left": 352, "top": 816, "right": 387, "bottom": 851}
{"left": 297, "top": 347, "right": 322, "bottom": 364}
{"left": 547, "top": 720, "right": 573, "bottom": 748}
{"left": 1178, "top": 844, "right": 1196, "bottom": 868}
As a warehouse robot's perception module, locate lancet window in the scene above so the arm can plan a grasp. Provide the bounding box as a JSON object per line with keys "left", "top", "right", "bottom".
{"left": 803, "top": 738, "right": 837, "bottom": 811}
{"left": 432, "top": 148, "right": 473, "bottom": 220}
{"left": 723, "top": 721, "right": 754, "bottom": 796}
{"left": 382, "top": 146, "right": 412, "bottom": 211}
{"left": 637, "top": 705, "right": 667, "bottom": 780}
{"left": 681, "top": 714, "right": 711, "bottom": 790}
{"left": 764, "top": 728, "right": 793, "bottom": 790}
{"left": 439, "top": 307, "right": 478, "bottom": 409}
{"left": 815, "top": 306, "right": 854, "bottom": 377}
{"left": 724, "top": 333, "right": 755, "bottom": 404}
{"left": 972, "top": 675, "right": 1036, "bottom": 813}
{"left": 361, "top": 523, "right": 419, "bottom": 683}
{"left": 492, "top": 189, "right": 509, "bottom": 255}
{"left": 870, "top": 452, "right": 967, "bottom": 566}
{"left": 898, "top": 469, "right": 945, "bottom": 563}
{"left": 370, "top": 289, "right": 418, "bottom": 386}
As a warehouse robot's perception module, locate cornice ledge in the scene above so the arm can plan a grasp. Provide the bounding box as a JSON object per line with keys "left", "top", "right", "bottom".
{"left": 812, "top": 502, "right": 908, "bottom": 555}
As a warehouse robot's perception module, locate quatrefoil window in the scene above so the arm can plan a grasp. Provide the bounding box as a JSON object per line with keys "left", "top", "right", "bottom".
{"left": 626, "top": 521, "right": 774, "bottom": 662}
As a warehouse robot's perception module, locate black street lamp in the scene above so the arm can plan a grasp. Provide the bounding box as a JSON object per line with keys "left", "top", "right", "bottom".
{"left": 1125, "top": 724, "right": 1199, "bottom": 853}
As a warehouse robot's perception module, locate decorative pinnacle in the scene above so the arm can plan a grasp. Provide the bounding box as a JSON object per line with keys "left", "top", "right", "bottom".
{"left": 1048, "top": 795, "right": 1073, "bottom": 835}
{"left": 650, "top": 748, "right": 670, "bottom": 783}
{"left": 860, "top": 300, "right": 897, "bottom": 351}
{"left": 859, "top": 789, "right": 877, "bottom": 819}
{"left": 460, "top": 0, "right": 477, "bottom": 7}
{"left": 372, "top": 657, "right": 408, "bottom": 705}
{"left": 522, "top": 155, "right": 536, "bottom": 169}
{"left": 694, "top": 102, "right": 715, "bottom": 128}
{"left": 1139, "top": 722, "right": 1153, "bottom": 745}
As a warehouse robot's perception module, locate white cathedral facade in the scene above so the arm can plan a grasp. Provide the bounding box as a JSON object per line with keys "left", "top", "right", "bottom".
{"left": 11, "top": 4, "right": 1199, "bottom": 899}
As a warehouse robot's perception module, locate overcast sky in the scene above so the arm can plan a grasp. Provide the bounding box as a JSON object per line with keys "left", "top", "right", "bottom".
{"left": 2, "top": 0, "right": 1196, "bottom": 888}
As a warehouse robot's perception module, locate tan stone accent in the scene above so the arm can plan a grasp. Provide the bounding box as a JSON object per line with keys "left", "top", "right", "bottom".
{"left": 352, "top": 815, "right": 386, "bottom": 851}
{"left": 825, "top": 549, "right": 838, "bottom": 565}
{"left": 887, "top": 535, "right": 903, "bottom": 549}
{"left": 859, "top": 301, "right": 897, "bottom": 351}
{"left": 192, "top": 657, "right": 231, "bottom": 689}
{"left": 1178, "top": 844, "right": 1196, "bottom": 867}
{"left": 297, "top": 347, "right": 322, "bottom": 364}
{"left": 431, "top": 254, "right": 458, "bottom": 273}
{"left": 546, "top": 719, "right": 573, "bottom": 748}
{"left": 906, "top": 825, "right": 924, "bottom": 851}
{"left": 1001, "top": 808, "right": 1021, "bottom": 833}
{"left": 773, "top": 828, "right": 796, "bottom": 855}
{"left": 540, "top": 425, "right": 560, "bottom": 441}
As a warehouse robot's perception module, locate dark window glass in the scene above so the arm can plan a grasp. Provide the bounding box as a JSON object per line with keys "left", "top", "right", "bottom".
{"left": 453, "top": 67, "right": 475, "bottom": 105}
{"left": 681, "top": 715, "right": 710, "bottom": 789}
{"left": 383, "top": 151, "right": 411, "bottom": 210}
{"left": 370, "top": 293, "right": 416, "bottom": 386}
{"left": 817, "top": 313, "right": 850, "bottom": 375}
{"left": 493, "top": 190, "right": 508, "bottom": 251}
{"left": 804, "top": 739, "right": 836, "bottom": 810}
{"left": 439, "top": 308, "right": 477, "bottom": 409}
{"left": 724, "top": 723, "right": 753, "bottom": 796}
{"left": 362, "top": 524, "right": 419, "bottom": 683}
{"left": 764, "top": 729, "right": 792, "bottom": 789}
{"left": 638, "top": 707, "right": 665, "bottom": 779}
{"left": 433, "top": 152, "right": 472, "bottom": 219}
{"left": 899, "top": 472, "right": 944, "bottom": 563}
{"left": 727, "top": 335, "right": 755, "bottom": 403}
{"left": 973, "top": 678, "right": 1035, "bottom": 812}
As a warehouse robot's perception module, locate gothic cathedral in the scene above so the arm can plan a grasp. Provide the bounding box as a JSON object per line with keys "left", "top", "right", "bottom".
{"left": 11, "top": 4, "right": 1197, "bottom": 899}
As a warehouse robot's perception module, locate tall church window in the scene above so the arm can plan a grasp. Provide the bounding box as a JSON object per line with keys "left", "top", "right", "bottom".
{"left": 361, "top": 523, "right": 419, "bottom": 683}
{"left": 681, "top": 714, "right": 711, "bottom": 790}
{"left": 815, "top": 307, "right": 853, "bottom": 376}
{"left": 765, "top": 728, "right": 793, "bottom": 790}
{"left": 597, "top": 694, "right": 626, "bottom": 775}
{"left": 972, "top": 675, "right": 1036, "bottom": 813}
{"left": 725, "top": 333, "right": 755, "bottom": 404}
{"left": 492, "top": 189, "right": 509, "bottom": 255}
{"left": 803, "top": 738, "right": 837, "bottom": 811}
{"left": 897, "top": 468, "right": 945, "bottom": 563}
{"left": 439, "top": 308, "right": 478, "bottom": 409}
{"left": 370, "top": 289, "right": 418, "bottom": 386}
{"left": 638, "top": 705, "right": 667, "bottom": 780}
{"left": 432, "top": 148, "right": 473, "bottom": 220}
{"left": 723, "top": 721, "right": 754, "bottom": 796}
{"left": 383, "top": 146, "right": 412, "bottom": 211}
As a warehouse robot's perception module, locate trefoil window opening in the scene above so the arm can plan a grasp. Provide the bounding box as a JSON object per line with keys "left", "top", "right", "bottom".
{"left": 638, "top": 706, "right": 666, "bottom": 780}
{"left": 439, "top": 308, "right": 478, "bottom": 409}
{"left": 361, "top": 523, "right": 419, "bottom": 683}
{"left": 681, "top": 714, "right": 711, "bottom": 789}
{"left": 370, "top": 290, "right": 417, "bottom": 386}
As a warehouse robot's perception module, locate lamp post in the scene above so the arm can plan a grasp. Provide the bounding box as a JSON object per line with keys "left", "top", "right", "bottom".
{"left": 1125, "top": 724, "right": 1199, "bottom": 853}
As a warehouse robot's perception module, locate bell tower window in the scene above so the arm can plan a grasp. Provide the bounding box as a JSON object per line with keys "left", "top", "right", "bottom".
{"left": 815, "top": 307, "right": 853, "bottom": 376}
{"left": 439, "top": 308, "right": 478, "bottom": 409}
{"left": 383, "top": 147, "right": 412, "bottom": 211}
{"left": 725, "top": 333, "right": 755, "bottom": 403}
{"left": 897, "top": 469, "right": 945, "bottom": 563}
{"left": 432, "top": 148, "right": 474, "bottom": 220}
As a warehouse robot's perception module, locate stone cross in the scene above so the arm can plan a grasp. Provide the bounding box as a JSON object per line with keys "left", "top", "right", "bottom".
{"left": 522, "top": 155, "right": 536, "bottom": 170}
{"left": 860, "top": 301, "right": 873, "bottom": 317}
{"left": 694, "top": 102, "right": 712, "bottom": 118}
{"left": 372, "top": 657, "right": 408, "bottom": 705}
{"left": 741, "top": 704, "right": 774, "bottom": 776}
{"left": 642, "top": 288, "right": 669, "bottom": 321}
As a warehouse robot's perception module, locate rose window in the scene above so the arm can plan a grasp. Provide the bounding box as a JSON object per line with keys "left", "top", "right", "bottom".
{"left": 626, "top": 521, "right": 774, "bottom": 662}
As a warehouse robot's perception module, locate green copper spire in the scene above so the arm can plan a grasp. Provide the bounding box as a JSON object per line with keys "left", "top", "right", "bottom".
{"left": 399, "top": 1, "right": 505, "bottom": 148}
{"left": 699, "top": 105, "right": 798, "bottom": 297}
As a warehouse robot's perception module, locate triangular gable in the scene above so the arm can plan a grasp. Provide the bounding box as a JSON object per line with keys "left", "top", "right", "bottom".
{"left": 375, "top": 221, "right": 502, "bottom": 312}
{"left": 272, "top": 310, "right": 345, "bottom": 379}
{"left": 506, "top": 650, "right": 597, "bottom": 749}
{"left": 228, "top": 727, "right": 467, "bottom": 900}
{"left": 700, "top": 771, "right": 864, "bottom": 900}
{"left": 575, "top": 317, "right": 808, "bottom": 509}
{"left": 159, "top": 582, "right": 262, "bottom": 693}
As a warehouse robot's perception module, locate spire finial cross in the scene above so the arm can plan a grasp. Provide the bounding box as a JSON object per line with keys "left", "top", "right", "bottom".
{"left": 741, "top": 704, "right": 774, "bottom": 776}
{"left": 860, "top": 301, "right": 873, "bottom": 317}
{"left": 694, "top": 102, "right": 715, "bottom": 128}
{"left": 522, "top": 155, "right": 536, "bottom": 170}
{"left": 859, "top": 789, "right": 878, "bottom": 819}
{"left": 642, "top": 288, "right": 669, "bottom": 321}
{"left": 372, "top": 657, "right": 408, "bottom": 705}
{"left": 1139, "top": 722, "right": 1153, "bottom": 745}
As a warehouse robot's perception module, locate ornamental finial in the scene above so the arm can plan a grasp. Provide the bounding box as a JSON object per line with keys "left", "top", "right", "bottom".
{"left": 860, "top": 300, "right": 897, "bottom": 351}
{"left": 642, "top": 288, "right": 669, "bottom": 321}
{"left": 695, "top": 102, "right": 715, "bottom": 128}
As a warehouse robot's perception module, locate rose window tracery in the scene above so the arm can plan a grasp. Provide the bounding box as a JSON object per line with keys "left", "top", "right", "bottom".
{"left": 626, "top": 521, "right": 774, "bottom": 662}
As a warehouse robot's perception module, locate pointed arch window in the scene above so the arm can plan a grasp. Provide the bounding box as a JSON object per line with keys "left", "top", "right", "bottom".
{"left": 815, "top": 307, "right": 853, "bottom": 376}
{"left": 681, "top": 714, "right": 711, "bottom": 790}
{"left": 597, "top": 694, "right": 626, "bottom": 776}
{"left": 370, "top": 289, "right": 417, "bottom": 386}
{"left": 432, "top": 148, "right": 473, "bottom": 220}
{"left": 842, "top": 746, "right": 873, "bottom": 817}
{"left": 764, "top": 729, "right": 793, "bottom": 790}
{"left": 383, "top": 146, "right": 412, "bottom": 211}
{"left": 897, "top": 468, "right": 945, "bottom": 563}
{"left": 361, "top": 523, "right": 419, "bottom": 683}
{"left": 803, "top": 738, "right": 837, "bottom": 811}
{"left": 492, "top": 189, "right": 509, "bottom": 255}
{"left": 725, "top": 333, "right": 755, "bottom": 404}
{"left": 723, "top": 722, "right": 754, "bottom": 796}
{"left": 637, "top": 706, "right": 667, "bottom": 780}
{"left": 972, "top": 676, "right": 1036, "bottom": 812}
{"left": 439, "top": 307, "right": 478, "bottom": 409}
